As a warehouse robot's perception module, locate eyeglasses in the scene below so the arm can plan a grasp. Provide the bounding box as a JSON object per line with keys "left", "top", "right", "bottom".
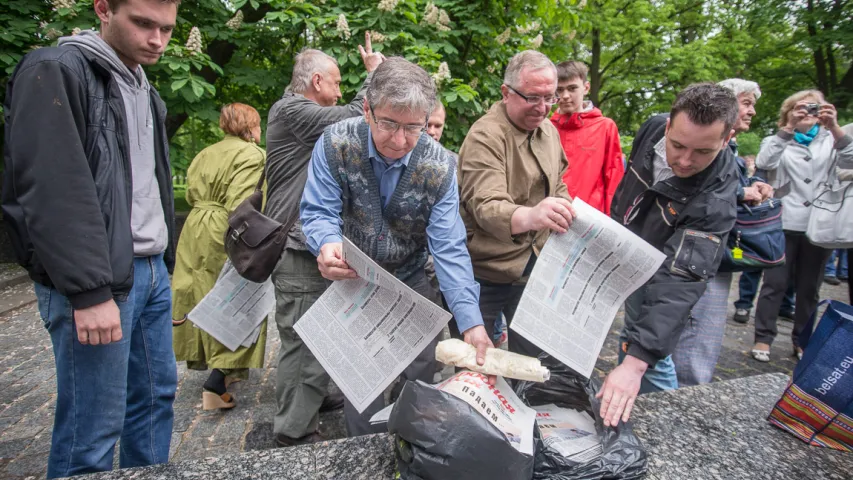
{"left": 506, "top": 85, "right": 558, "bottom": 105}
{"left": 369, "top": 106, "right": 426, "bottom": 137}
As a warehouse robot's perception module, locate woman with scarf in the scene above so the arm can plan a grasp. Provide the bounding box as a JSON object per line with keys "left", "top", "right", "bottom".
{"left": 750, "top": 91, "right": 853, "bottom": 362}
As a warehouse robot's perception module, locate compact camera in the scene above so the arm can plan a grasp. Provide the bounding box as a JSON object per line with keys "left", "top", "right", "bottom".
{"left": 805, "top": 103, "right": 820, "bottom": 116}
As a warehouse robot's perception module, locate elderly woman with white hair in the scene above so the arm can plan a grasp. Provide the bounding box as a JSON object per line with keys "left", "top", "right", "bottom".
{"left": 750, "top": 91, "right": 853, "bottom": 362}
{"left": 670, "top": 78, "right": 774, "bottom": 386}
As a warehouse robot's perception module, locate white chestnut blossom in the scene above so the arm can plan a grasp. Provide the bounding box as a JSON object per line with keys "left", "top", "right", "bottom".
{"left": 369, "top": 30, "right": 386, "bottom": 42}
{"left": 469, "top": 77, "right": 479, "bottom": 89}
{"left": 530, "top": 33, "right": 543, "bottom": 49}
{"left": 467, "top": 59, "right": 476, "bottom": 65}
{"left": 496, "top": 27, "right": 511, "bottom": 45}
{"left": 377, "top": 0, "right": 399, "bottom": 12}
{"left": 516, "top": 22, "right": 540, "bottom": 35}
{"left": 186, "top": 26, "right": 203, "bottom": 55}
{"left": 71, "top": 27, "right": 82, "bottom": 35}
{"left": 226, "top": 10, "right": 243, "bottom": 30}
{"left": 423, "top": 3, "right": 440, "bottom": 25}
{"left": 432, "top": 62, "right": 451, "bottom": 85}
{"left": 52, "top": 0, "right": 75, "bottom": 10}
{"left": 336, "top": 14, "right": 351, "bottom": 40}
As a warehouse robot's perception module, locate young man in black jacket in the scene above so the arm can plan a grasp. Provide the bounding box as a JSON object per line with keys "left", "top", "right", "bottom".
{"left": 2, "top": 0, "right": 179, "bottom": 476}
{"left": 598, "top": 83, "right": 739, "bottom": 427}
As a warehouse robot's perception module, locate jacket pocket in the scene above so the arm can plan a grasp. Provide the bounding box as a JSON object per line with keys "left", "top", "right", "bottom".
{"left": 672, "top": 229, "right": 723, "bottom": 281}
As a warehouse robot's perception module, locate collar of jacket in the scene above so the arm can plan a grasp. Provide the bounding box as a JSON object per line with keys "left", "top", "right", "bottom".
{"left": 552, "top": 103, "right": 601, "bottom": 130}
{"left": 494, "top": 101, "right": 552, "bottom": 142}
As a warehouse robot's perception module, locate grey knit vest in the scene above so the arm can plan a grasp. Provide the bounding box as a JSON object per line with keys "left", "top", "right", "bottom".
{"left": 323, "top": 117, "right": 455, "bottom": 280}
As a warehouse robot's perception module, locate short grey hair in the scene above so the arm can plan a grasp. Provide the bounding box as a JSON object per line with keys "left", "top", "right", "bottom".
{"left": 366, "top": 57, "right": 436, "bottom": 117}
{"left": 503, "top": 50, "right": 557, "bottom": 88}
{"left": 718, "top": 78, "right": 762, "bottom": 100}
{"left": 286, "top": 49, "right": 337, "bottom": 94}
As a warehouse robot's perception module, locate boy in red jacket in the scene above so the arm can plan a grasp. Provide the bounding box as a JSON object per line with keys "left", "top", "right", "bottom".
{"left": 551, "top": 61, "right": 624, "bottom": 214}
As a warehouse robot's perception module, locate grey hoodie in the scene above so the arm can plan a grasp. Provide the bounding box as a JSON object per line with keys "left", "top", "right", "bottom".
{"left": 58, "top": 31, "right": 168, "bottom": 256}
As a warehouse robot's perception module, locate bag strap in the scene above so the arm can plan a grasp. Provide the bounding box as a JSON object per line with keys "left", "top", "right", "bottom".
{"left": 255, "top": 160, "right": 267, "bottom": 192}
{"left": 799, "top": 299, "right": 832, "bottom": 349}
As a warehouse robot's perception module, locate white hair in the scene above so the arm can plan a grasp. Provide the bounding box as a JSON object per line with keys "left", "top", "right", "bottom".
{"left": 286, "top": 49, "right": 337, "bottom": 94}
{"left": 503, "top": 50, "right": 557, "bottom": 88}
{"left": 718, "top": 78, "right": 762, "bottom": 100}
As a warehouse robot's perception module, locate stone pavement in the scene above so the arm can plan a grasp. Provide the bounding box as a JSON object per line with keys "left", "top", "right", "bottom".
{"left": 0, "top": 271, "right": 848, "bottom": 479}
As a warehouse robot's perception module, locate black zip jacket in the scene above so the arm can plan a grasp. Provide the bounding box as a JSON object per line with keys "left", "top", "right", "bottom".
{"left": 2, "top": 44, "right": 175, "bottom": 310}
{"left": 610, "top": 114, "right": 737, "bottom": 366}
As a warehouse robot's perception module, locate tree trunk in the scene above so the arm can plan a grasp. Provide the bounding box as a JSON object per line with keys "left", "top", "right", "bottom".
{"left": 806, "top": 0, "right": 830, "bottom": 95}
{"left": 589, "top": 26, "right": 601, "bottom": 106}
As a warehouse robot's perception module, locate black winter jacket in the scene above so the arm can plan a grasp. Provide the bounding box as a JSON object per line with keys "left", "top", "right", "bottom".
{"left": 2, "top": 44, "right": 175, "bottom": 309}
{"left": 610, "top": 114, "right": 737, "bottom": 366}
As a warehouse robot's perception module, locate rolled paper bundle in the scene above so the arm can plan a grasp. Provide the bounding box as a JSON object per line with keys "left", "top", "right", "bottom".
{"left": 435, "top": 338, "right": 551, "bottom": 382}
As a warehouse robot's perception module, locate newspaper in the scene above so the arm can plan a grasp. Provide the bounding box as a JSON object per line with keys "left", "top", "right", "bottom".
{"left": 436, "top": 372, "right": 536, "bottom": 455}
{"left": 187, "top": 262, "right": 274, "bottom": 352}
{"left": 510, "top": 198, "right": 666, "bottom": 378}
{"left": 535, "top": 404, "right": 602, "bottom": 462}
{"left": 294, "top": 238, "right": 451, "bottom": 413}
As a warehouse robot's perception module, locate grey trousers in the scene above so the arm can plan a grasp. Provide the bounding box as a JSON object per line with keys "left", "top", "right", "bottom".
{"left": 671, "top": 272, "right": 732, "bottom": 387}
{"left": 344, "top": 271, "right": 440, "bottom": 437}
{"left": 273, "top": 248, "right": 330, "bottom": 438}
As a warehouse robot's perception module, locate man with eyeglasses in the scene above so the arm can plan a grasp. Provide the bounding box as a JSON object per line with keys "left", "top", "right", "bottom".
{"left": 300, "top": 57, "right": 490, "bottom": 437}
{"left": 456, "top": 50, "right": 576, "bottom": 359}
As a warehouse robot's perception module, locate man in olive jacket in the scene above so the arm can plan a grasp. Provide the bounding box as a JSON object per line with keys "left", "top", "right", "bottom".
{"left": 599, "top": 83, "right": 739, "bottom": 428}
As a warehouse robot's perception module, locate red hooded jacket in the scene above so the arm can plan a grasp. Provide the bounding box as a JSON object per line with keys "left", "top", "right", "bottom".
{"left": 551, "top": 105, "right": 624, "bottom": 215}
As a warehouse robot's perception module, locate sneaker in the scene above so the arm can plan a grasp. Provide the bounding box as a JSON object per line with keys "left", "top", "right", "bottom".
{"left": 733, "top": 308, "right": 750, "bottom": 324}
{"left": 275, "top": 432, "right": 326, "bottom": 447}
{"left": 825, "top": 276, "right": 841, "bottom": 286}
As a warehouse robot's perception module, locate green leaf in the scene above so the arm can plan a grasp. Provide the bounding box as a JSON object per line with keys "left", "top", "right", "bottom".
{"left": 171, "top": 78, "right": 188, "bottom": 91}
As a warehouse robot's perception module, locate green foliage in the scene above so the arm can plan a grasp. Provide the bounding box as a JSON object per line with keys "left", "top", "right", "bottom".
{"left": 736, "top": 132, "right": 761, "bottom": 157}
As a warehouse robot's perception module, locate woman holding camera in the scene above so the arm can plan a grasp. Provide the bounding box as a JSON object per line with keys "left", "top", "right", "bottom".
{"left": 750, "top": 90, "right": 853, "bottom": 362}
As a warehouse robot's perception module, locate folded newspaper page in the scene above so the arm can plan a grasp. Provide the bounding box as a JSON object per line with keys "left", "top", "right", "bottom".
{"left": 436, "top": 372, "right": 536, "bottom": 455}
{"left": 535, "top": 404, "right": 602, "bottom": 463}
{"left": 510, "top": 198, "right": 666, "bottom": 378}
{"left": 435, "top": 339, "right": 550, "bottom": 382}
{"left": 188, "top": 262, "right": 274, "bottom": 352}
{"left": 294, "top": 238, "right": 451, "bottom": 413}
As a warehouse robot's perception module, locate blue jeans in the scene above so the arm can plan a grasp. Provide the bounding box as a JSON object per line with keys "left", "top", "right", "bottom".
{"left": 617, "top": 290, "right": 679, "bottom": 393}
{"left": 35, "top": 255, "right": 177, "bottom": 478}
{"left": 825, "top": 249, "right": 849, "bottom": 279}
{"left": 734, "top": 270, "right": 795, "bottom": 312}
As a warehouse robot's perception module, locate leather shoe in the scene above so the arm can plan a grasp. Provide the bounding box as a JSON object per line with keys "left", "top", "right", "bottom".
{"left": 275, "top": 432, "right": 326, "bottom": 447}
{"left": 320, "top": 392, "right": 345, "bottom": 412}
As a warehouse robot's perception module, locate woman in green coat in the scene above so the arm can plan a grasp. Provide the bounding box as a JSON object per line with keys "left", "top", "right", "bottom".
{"left": 171, "top": 103, "right": 267, "bottom": 410}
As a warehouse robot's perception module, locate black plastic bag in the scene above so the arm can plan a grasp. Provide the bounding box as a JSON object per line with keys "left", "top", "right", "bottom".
{"left": 515, "top": 355, "right": 648, "bottom": 480}
{"left": 387, "top": 380, "right": 535, "bottom": 480}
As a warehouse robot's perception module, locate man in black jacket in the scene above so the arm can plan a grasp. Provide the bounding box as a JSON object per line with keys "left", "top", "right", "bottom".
{"left": 598, "top": 83, "right": 739, "bottom": 427}
{"left": 2, "top": 0, "right": 179, "bottom": 476}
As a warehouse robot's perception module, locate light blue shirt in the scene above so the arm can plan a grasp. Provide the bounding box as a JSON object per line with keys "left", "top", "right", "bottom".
{"left": 300, "top": 129, "right": 484, "bottom": 332}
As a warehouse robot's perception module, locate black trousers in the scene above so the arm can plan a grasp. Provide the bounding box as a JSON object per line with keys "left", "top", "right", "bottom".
{"left": 754, "top": 231, "right": 831, "bottom": 347}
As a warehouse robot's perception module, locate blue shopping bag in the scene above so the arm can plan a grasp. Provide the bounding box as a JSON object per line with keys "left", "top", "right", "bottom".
{"left": 767, "top": 300, "right": 853, "bottom": 451}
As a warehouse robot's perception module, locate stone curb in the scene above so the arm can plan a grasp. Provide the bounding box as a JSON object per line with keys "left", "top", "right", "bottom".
{"left": 0, "top": 270, "right": 29, "bottom": 291}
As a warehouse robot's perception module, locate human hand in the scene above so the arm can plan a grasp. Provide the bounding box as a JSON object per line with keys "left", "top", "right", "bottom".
{"left": 742, "top": 186, "right": 762, "bottom": 205}
{"left": 596, "top": 356, "right": 647, "bottom": 427}
{"left": 784, "top": 101, "right": 811, "bottom": 131}
{"left": 317, "top": 242, "right": 358, "bottom": 281}
{"left": 818, "top": 103, "right": 839, "bottom": 130}
{"left": 74, "top": 299, "right": 122, "bottom": 346}
{"left": 359, "top": 31, "right": 385, "bottom": 73}
{"left": 525, "top": 197, "right": 577, "bottom": 233}
{"left": 753, "top": 182, "right": 774, "bottom": 202}
{"left": 463, "top": 325, "right": 496, "bottom": 385}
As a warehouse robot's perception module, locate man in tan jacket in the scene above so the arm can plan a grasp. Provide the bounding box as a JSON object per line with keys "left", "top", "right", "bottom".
{"left": 457, "top": 50, "right": 576, "bottom": 357}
